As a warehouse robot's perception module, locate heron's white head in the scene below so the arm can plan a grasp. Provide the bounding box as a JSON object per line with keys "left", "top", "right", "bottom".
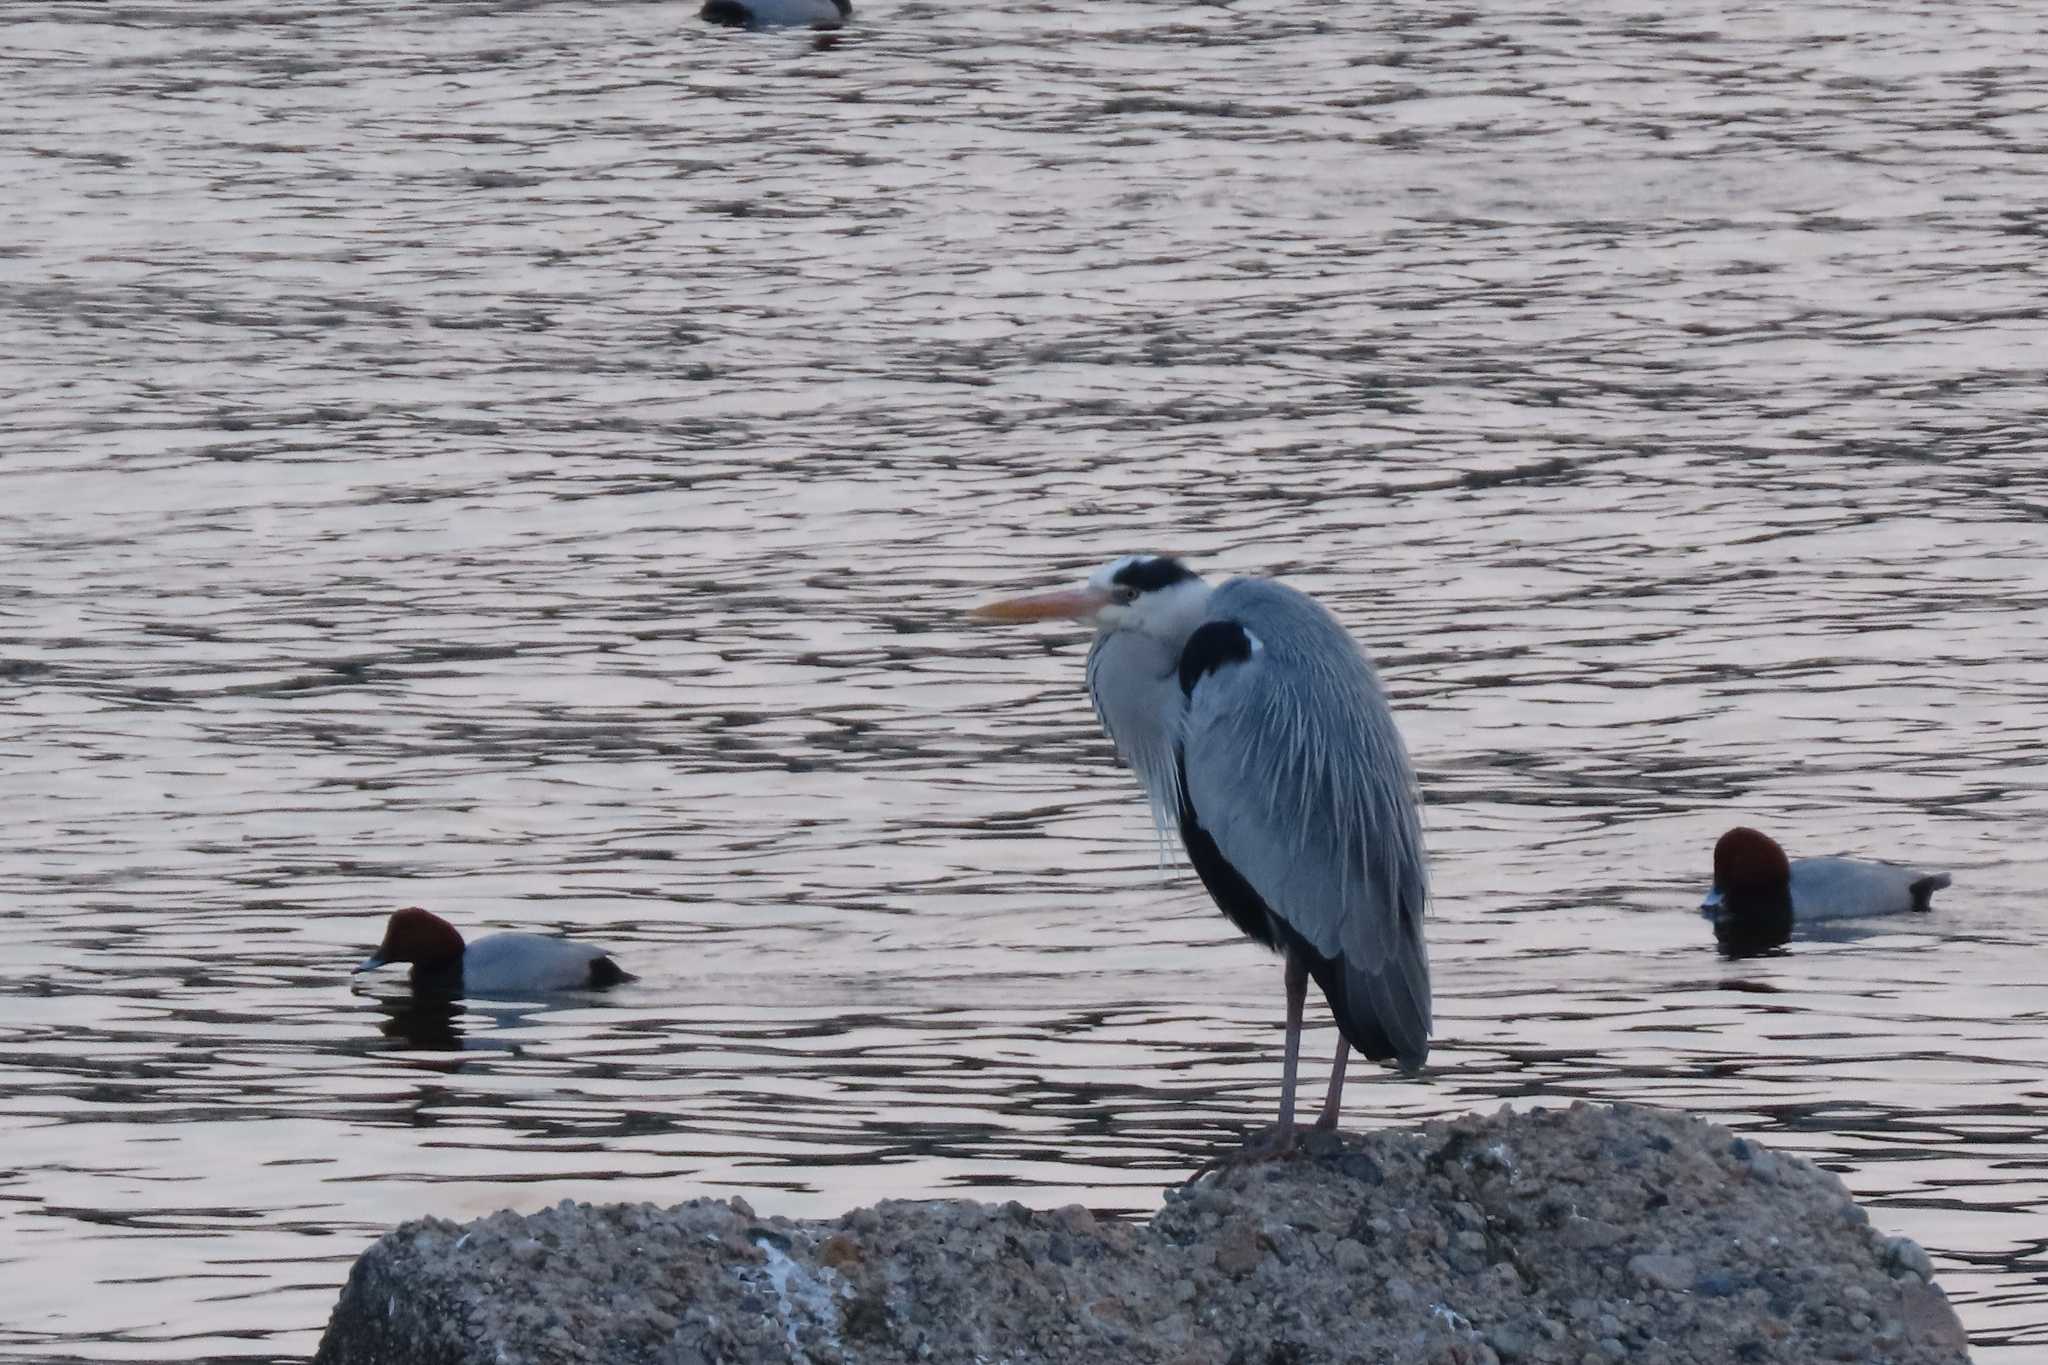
{"left": 972, "top": 554, "right": 1212, "bottom": 641}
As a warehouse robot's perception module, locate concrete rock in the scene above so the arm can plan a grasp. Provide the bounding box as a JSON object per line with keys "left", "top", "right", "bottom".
{"left": 312, "top": 1103, "right": 1972, "bottom": 1365}
{"left": 1626, "top": 1252, "right": 1695, "bottom": 1292}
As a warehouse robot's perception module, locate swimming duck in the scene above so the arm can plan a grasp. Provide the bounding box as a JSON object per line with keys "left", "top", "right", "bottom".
{"left": 1701, "top": 826, "right": 1951, "bottom": 957}
{"left": 700, "top": 0, "right": 850, "bottom": 30}
{"left": 354, "top": 907, "right": 633, "bottom": 996}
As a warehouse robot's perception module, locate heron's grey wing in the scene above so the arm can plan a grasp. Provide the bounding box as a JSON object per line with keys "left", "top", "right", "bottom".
{"left": 1179, "top": 581, "right": 1430, "bottom": 1064}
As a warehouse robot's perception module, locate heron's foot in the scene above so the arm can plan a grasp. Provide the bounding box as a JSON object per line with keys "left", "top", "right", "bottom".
{"left": 1182, "top": 1122, "right": 1298, "bottom": 1186}
{"left": 1241, "top": 1120, "right": 1300, "bottom": 1160}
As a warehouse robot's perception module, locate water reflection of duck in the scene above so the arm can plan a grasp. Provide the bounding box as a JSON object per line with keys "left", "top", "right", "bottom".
{"left": 377, "top": 996, "right": 466, "bottom": 1051}
{"left": 372, "top": 996, "right": 545, "bottom": 1053}
{"left": 700, "top": 0, "right": 850, "bottom": 30}
{"left": 1701, "top": 827, "right": 1951, "bottom": 958}
{"left": 353, "top": 907, "right": 634, "bottom": 997}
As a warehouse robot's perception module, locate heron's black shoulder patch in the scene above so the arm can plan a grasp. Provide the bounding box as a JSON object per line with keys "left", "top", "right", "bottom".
{"left": 1179, "top": 620, "right": 1254, "bottom": 697}
{"left": 1112, "top": 556, "right": 1196, "bottom": 594}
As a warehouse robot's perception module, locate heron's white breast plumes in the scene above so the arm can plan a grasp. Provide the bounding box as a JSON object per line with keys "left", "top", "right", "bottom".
{"left": 1085, "top": 622, "right": 1194, "bottom": 863}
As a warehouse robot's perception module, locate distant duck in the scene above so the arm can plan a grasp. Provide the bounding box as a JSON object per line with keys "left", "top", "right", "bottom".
{"left": 1701, "top": 827, "right": 1951, "bottom": 957}
{"left": 700, "top": 0, "right": 850, "bottom": 30}
{"left": 354, "top": 907, "right": 633, "bottom": 996}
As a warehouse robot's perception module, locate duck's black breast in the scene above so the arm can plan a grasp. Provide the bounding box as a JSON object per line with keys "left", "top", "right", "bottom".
{"left": 407, "top": 957, "right": 466, "bottom": 997}
{"left": 1712, "top": 887, "right": 1793, "bottom": 959}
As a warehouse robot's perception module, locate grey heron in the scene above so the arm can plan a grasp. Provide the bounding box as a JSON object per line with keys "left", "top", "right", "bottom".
{"left": 974, "top": 554, "right": 1430, "bottom": 1148}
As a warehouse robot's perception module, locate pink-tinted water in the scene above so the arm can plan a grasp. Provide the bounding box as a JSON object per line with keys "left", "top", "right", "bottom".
{"left": 2, "top": 1, "right": 2045, "bottom": 1358}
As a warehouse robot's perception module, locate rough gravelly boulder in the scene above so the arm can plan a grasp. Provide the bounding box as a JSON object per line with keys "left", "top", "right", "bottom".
{"left": 312, "top": 1102, "right": 1971, "bottom": 1365}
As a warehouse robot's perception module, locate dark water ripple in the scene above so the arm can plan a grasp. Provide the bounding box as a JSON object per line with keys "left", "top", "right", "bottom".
{"left": 3, "top": 0, "right": 2048, "bottom": 1359}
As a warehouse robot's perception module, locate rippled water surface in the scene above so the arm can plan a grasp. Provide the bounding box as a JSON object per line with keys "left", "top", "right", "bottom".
{"left": 4, "top": 1, "right": 2047, "bottom": 1359}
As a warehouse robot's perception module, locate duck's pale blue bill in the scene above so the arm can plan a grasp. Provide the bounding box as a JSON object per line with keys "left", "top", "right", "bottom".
{"left": 1699, "top": 887, "right": 1724, "bottom": 913}
{"left": 353, "top": 954, "right": 386, "bottom": 974}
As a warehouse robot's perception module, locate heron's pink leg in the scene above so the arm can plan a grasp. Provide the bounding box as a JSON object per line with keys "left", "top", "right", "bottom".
{"left": 1315, "top": 1039, "right": 1350, "bottom": 1131}
{"left": 1276, "top": 954, "right": 1308, "bottom": 1149}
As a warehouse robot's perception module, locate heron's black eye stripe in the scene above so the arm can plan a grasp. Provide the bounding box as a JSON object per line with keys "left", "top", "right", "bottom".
{"left": 1179, "top": 621, "right": 1253, "bottom": 697}
{"left": 1111, "top": 556, "right": 1196, "bottom": 594}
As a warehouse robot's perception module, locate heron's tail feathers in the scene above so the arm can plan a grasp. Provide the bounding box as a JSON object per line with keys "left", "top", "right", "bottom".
{"left": 1287, "top": 930, "right": 1432, "bottom": 1072}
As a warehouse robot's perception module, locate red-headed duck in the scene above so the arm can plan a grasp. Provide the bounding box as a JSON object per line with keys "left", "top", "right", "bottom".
{"left": 1701, "top": 827, "right": 1951, "bottom": 957}
{"left": 700, "top": 0, "right": 849, "bottom": 29}
{"left": 353, "top": 907, "right": 633, "bottom": 996}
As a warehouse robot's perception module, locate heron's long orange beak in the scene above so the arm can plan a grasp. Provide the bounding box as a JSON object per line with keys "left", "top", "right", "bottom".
{"left": 969, "top": 586, "right": 1111, "bottom": 622}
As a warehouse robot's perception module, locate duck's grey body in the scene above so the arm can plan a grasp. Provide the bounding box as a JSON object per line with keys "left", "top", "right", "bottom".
{"left": 456, "top": 933, "right": 625, "bottom": 994}
{"left": 1788, "top": 857, "right": 1949, "bottom": 921}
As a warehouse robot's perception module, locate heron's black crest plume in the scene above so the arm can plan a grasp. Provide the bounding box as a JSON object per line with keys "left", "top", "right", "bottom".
{"left": 1111, "top": 555, "right": 1197, "bottom": 594}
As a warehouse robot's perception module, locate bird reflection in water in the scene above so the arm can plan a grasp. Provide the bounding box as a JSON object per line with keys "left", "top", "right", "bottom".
{"left": 371, "top": 996, "right": 527, "bottom": 1055}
